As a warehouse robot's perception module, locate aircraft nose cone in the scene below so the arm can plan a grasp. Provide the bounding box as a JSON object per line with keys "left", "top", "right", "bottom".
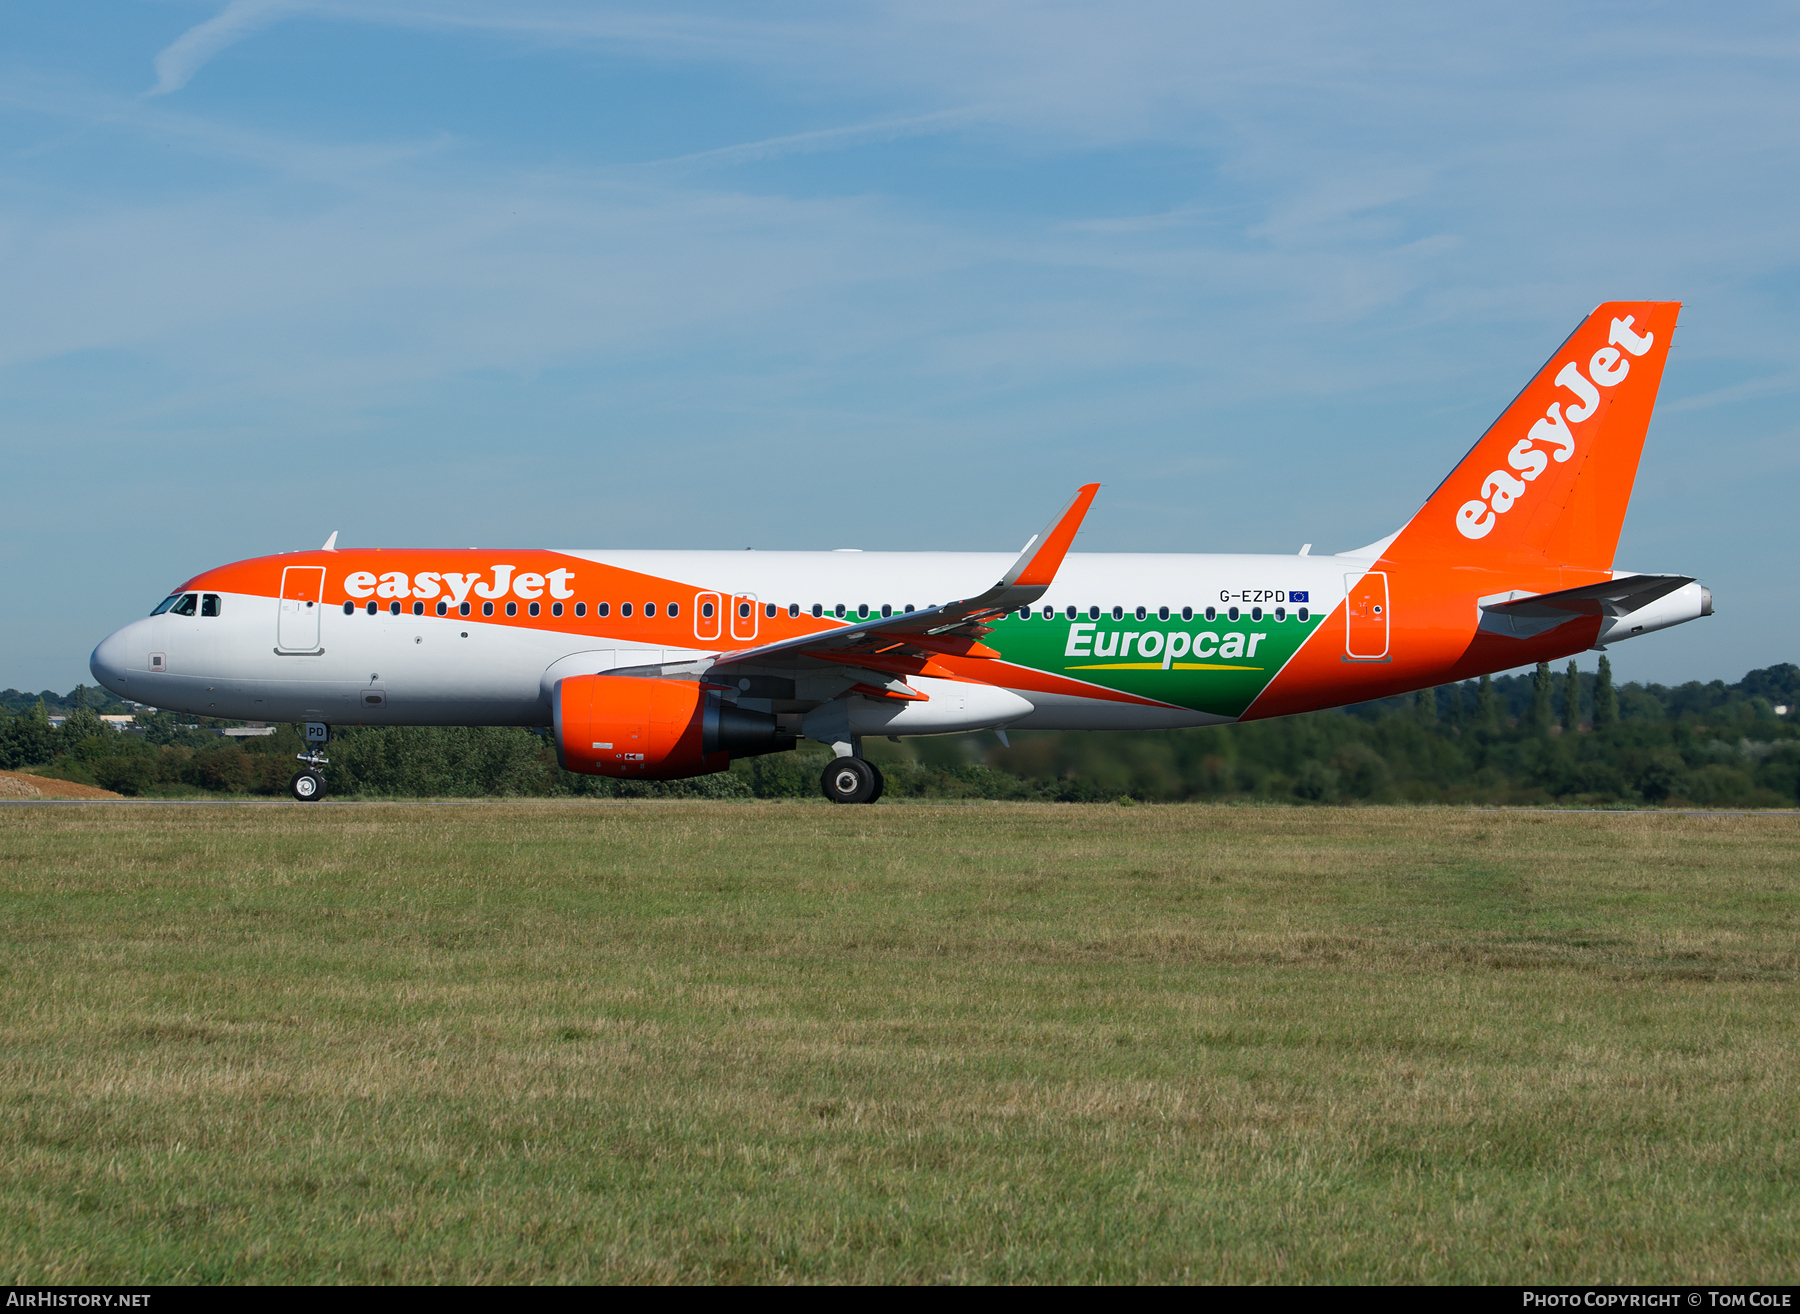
{"left": 90, "top": 624, "right": 136, "bottom": 699}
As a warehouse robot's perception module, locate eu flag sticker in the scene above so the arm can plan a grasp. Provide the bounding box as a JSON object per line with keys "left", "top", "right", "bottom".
{"left": 1290, "top": 590, "right": 1309, "bottom": 603}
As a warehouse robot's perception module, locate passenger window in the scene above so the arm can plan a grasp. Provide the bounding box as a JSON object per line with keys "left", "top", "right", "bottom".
{"left": 366, "top": 601, "right": 378, "bottom": 616}
{"left": 437, "top": 601, "right": 448, "bottom": 616}
{"left": 1017, "top": 609, "right": 1030, "bottom": 621}
{"left": 483, "top": 602, "right": 495, "bottom": 616}
{"left": 1298, "top": 607, "right": 1310, "bottom": 623}
{"left": 171, "top": 593, "right": 198, "bottom": 617}
{"left": 1181, "top": 606, "right": 1193, "bottom": 622}
{"left": 150, "top": 595, "right": 180, "bottom": 616}
{"left": 1157, "top": 606, "right": 1169, "bottom": 621}
{"left": 343, "top": 601, "right": 355, "bottom": 615}
{"left": 576, "top": 602, "right": 589, "bottom": 617}
{"left": 413, "top": 601, "right": 424, "bottom": 615}
{"left": 834, "top": 604, "right": 846, "bottom": 618}
{"left": 766, "top": 603, "right": 778, "bottom": 619}
{"left": 552, "top": 602, "right": 563, "bottom": 617}
{"left": 812, "top": 604, "right": 823, "bottom": 617}
{"left": 701, "top": 601, "right": 715, "bottom": 618}
{"left": 1088, "top": 606, "right": 1100, "bottom": 620}
{"left": 668, "top": 602, "right": 679, "bottom": 618}
{"left": 1135, "top": 606, "right": 1147, "bottom": 621}
{"left": 644, "top": 603, "right": 656, "bottom": 618}
{"left": 201, "top": 594, "right": 222, "bottom": 617}
{"left": 1251, "top": 606, "right": 1263, "bottom": 622}
{"left": 1205, "top": 606, "right": 1217, "bottom": 622}
{"left": 1228, "top": 606, "right": 1240, "bottom": 622}
{"left": 529, "top": 601, "right": 540, "bottom": 617}
{"left": 1275, "top": 607, "right": 1286, "bottom": 622}
{"left": 857, "top": 604, "right": 870, "bottom": 619}
{"left": 460, "top": 602, "right": 471, "bottom": 617}
{"left": 506, "top": 601, "right": 517, "bottom": 617}
{"left": 622, "top": 603, "right": 633, "bottom": 618}
{"left": 788, "top": 604, "right": 800, "bottom": 618}
{"left": 881, "top": 604, "right": 893, "bottom": 618}
{"left": 594, "top": 603, "right": 606, "bottom": 617}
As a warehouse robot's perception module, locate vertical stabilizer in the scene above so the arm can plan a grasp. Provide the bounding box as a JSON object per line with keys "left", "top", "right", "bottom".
{"left": 1385, "top": 301, "right": 1679, "bottom": 570}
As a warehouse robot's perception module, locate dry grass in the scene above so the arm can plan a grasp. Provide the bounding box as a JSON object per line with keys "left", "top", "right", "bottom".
{"left": 0, "top": 802, "right": 1795, "bottom": 1283}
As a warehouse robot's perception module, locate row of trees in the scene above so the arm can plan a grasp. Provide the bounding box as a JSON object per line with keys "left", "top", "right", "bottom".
{"left": 3, "top": 662, "right": 1795, "bottom": 806}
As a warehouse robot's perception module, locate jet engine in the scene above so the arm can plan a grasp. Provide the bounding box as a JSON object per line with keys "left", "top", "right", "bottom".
{"left": 553, "top": 674, "right": 795, "bottom": 779}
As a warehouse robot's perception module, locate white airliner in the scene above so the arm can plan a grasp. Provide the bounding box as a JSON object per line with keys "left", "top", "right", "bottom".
{"left": 90, "top": 302, "right": 1709, "bottom": 802}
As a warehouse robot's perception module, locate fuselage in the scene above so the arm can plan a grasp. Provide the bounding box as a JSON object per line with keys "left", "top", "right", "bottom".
{"left": 90, "top": 548, "right": 1343, "bottom": 731}
{"left": 87, "top": 545, "right": 1706, "bottom": 735}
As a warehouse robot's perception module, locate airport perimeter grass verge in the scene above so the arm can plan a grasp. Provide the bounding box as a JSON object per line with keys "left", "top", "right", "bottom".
{"left": 1, "top": 803, "right": 1794, "bottom": 1283}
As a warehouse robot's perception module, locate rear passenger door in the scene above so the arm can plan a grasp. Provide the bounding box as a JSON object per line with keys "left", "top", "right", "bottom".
{"left": 1344, "top": 571, "right": 1389, "bottom": 660}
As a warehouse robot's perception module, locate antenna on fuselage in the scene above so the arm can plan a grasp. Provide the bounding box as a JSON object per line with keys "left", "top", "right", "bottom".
{"left": 322, "top": 531, "right": 339, "bottom": 551}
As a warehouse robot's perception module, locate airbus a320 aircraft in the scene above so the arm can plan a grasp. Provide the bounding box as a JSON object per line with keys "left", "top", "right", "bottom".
{"left": 90, "top": 301, "right": 1710, "bottom": 803}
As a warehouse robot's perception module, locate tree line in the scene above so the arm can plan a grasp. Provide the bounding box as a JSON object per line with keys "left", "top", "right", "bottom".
{"left": 3, "top": 659, "right": 1795, "bottom": 806}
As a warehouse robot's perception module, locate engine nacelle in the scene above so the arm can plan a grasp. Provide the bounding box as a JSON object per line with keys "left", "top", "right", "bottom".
{"left": 553, "top": 674, "right": 795, "bottom": 779}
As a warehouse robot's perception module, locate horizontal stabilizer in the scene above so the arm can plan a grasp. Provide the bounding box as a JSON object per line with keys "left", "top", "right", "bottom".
{"left": 1478, "top": 574, "right": 1693, "bottom": 639}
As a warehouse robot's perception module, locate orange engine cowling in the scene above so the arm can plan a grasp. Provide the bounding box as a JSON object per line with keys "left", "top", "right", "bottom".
{"left": 553, "top": 674, "right": 795, "bottom": 780}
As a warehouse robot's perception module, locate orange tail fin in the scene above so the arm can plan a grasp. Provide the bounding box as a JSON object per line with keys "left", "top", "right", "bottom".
{"left": 1386, "top": 301, "right": 1679, "bottom": 571}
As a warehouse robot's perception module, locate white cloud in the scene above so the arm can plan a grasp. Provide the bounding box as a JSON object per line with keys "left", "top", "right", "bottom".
{"left": 651, "top": 108, "right": 980, "bottom": 170}
{"left": 149, "top": 0, "right": 294, "bottom": 96}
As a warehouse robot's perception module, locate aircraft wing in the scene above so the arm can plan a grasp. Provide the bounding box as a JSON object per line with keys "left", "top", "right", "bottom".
{"left": 705, "top": 483, "right": 1099, "bottom": 675}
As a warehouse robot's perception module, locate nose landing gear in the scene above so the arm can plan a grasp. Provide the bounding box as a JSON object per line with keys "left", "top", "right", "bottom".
{"left": 291, "top": 721, "right": 330, "bottom": 802}
{"left": 290, "top": 767, "right": 327, "bottom": 801}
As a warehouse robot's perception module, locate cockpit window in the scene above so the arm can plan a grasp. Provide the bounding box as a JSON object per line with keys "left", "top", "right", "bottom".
{"left": 201, "top": 594, "right": 222, "bottom": 617}
{"left": 170, "top": 593, "right": 198, "bottom": 617}
{"left": 150, "top": 595, "right": 180, "bottom": 616}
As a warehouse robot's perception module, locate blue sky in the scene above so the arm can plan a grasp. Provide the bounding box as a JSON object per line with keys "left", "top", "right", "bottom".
{"left": 3, "top": 1, "right": 1796, "bottom": 693}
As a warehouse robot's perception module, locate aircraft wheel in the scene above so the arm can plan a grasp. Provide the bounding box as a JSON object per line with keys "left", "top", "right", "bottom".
{"left": 290, "top": 770, "right": 327, "bottom": 802}
{"left": 820, "top": 756, "right": 876, "bottom": 805}
{"left": 868, "top": 763, "right": 886, "bottom": 804}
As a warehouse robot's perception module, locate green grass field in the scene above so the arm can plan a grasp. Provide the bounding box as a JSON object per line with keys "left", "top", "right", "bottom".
{"left": 1, "top": 801, "right": 1795, "bottom": 1283}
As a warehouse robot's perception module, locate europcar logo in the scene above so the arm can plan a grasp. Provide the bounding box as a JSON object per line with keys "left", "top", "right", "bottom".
{"left": 1455, "top": 315, "right": 1656, "bottom": 541}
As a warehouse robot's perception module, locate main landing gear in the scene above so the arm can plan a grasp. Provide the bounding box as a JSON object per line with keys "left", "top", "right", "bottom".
{"left": 820, "top": 756, "right": 885, "bottom": 805}
{"left": 291, "top": 721, "right": 331, "bottom": 802}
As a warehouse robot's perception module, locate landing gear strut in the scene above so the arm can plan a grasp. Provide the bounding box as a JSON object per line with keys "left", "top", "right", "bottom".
{"left": 292, "top": 721, "right": 330, "bottom": 802}
{"left": 821, "top": 756, "right": 885, "bottom": 805}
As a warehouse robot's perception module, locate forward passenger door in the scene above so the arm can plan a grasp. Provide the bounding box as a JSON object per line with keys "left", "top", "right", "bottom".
{"left": 278, "top": 567, "right": 326, "bottom": 652}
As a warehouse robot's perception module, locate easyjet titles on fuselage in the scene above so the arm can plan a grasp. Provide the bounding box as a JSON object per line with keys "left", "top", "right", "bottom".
{"left": 344, "top": 566, "right": 578, "bottom": 606}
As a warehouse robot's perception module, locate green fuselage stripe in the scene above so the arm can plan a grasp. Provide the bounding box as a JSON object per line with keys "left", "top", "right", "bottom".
{"left": 989, "top": 612, "right": 1320, "bottom": 718}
